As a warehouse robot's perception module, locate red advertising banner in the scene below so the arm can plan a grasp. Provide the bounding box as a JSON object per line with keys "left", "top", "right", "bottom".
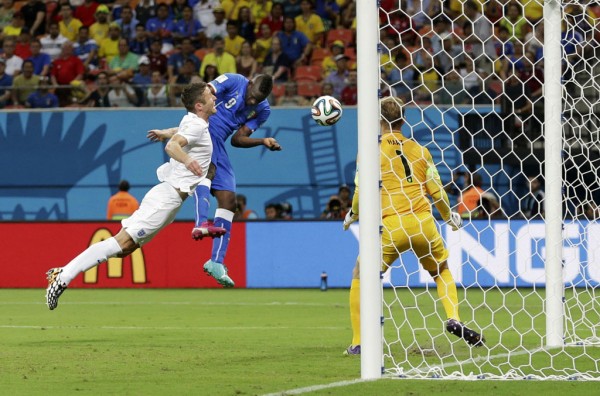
{"left": 0, "top": 222, "right": 247, "bottom": 288}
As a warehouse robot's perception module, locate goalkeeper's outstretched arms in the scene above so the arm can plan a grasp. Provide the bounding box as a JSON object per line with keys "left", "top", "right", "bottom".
{"left": 425, "top": 163, "right": 462, "bottom": 231}
{"left": 343, "top": 186, "right": 359, "bottom": 230}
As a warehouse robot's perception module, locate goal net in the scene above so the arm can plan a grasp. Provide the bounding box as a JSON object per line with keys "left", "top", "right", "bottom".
{"left": 370, "top": 0, "right": 600, "bottom": 380}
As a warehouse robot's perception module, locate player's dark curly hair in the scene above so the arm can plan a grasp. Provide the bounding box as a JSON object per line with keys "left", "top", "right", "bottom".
{"left": 181, "top": 82, "right": 209, "bottom": 112}
{"left": 253, "top": 74, "right": 273, "bottom": 98}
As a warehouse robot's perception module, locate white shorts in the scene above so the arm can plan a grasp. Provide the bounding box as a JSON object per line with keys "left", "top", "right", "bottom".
{"left": 121, "top": 182, "right": 184, "bottom": 246}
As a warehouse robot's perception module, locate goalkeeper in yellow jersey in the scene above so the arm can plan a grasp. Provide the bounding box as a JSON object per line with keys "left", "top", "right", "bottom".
{"left": 342, "top": 97, "right": 485, "bottom": 355}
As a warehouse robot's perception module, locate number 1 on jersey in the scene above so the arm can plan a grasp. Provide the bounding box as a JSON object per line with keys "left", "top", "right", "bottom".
{"left": 395, "top": 150, "right": 413, "bottom": 183}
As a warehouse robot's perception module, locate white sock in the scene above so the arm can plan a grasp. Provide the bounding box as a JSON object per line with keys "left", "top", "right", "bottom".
{"left": 199, "top": 178, "right": 211, "bottom": 188}
{"left": 214, "top": 208, "right": 234, "bottom": 222}
{"left": 60, "top": 237, "right": 123, "bottom": 285}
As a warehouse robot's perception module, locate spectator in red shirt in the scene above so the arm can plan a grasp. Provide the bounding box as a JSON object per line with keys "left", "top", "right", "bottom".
{"left": 147, "top": 38, "right": 168, "bottom": 76}
{"left": 259, "top": 2, "right": 284, "bottom": 34}
{"left": 50, "top": 41, "right": 85, "bottom": 106}
{"left": 74, "top": 0, "right": 99, "bottom": 27}
{"left": 340, "top": 69, "right": 357, "bottom": 105}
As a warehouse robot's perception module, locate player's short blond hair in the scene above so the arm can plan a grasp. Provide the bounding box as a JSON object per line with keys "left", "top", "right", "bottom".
{"left": 380, "top": 96, "right": 405, "bottom": 130}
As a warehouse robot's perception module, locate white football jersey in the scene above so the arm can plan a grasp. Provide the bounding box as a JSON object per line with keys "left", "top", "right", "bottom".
{"left": 157, "top": 112, "right": 213, "bottom": 194}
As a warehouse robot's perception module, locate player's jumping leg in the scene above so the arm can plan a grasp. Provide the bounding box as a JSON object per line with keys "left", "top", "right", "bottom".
{"left": 430, "top": 263, "right": 485, "bottom": 347}
{"left": 202, "top": 201, "right": 235, "bottom": 287}
{"left": 344, "top": 259, "right": 361, "bottom": 355}
{"left": 191, "top": 178, "right": 226, "bottom": 240}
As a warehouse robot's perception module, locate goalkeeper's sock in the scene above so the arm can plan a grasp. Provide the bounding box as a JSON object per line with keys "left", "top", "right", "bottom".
{"left": 60, "top": 237, "right": 123, "bottom": 284}
{"left": 211, "top": 208, "right": 234, "bottom": 263}
{"left": 193, "top": 179, "right": 212, "bottom": 227}
{"left": 435, "top": 267, "right": 460, "bottom": 321}
{"left": 350, "top": 278, "right": 361, "bottom": 346}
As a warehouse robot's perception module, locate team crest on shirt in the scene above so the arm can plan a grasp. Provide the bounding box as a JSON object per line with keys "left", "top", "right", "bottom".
{"left": 247, "top": 110, "right": 256, "bottom": 119}
{"left": 225, "top": 98, "right": 236, "bottom": 109}
{"left": 137, "top": 229, "right": 146, "bottom": 237}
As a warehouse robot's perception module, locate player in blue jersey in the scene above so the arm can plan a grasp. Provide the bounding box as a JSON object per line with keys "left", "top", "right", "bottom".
{"left": 148, "top": 73, "right": 280, "bottom": 287}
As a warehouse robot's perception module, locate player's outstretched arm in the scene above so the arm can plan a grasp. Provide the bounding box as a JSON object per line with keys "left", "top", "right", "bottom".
{"left": 165, "top": 134, "right": 203, "bottom": 176}
{"left": 231, "top": 125, "right": 282, "bottom": 151}
{"left": 343, "top": 186, "right": 359, "bottom": 230}
{"left": 147, "top": 127, "right": 178, "bottom": 142}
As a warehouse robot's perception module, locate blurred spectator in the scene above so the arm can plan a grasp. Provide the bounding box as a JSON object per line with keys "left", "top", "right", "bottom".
{"left": 282, "top": 0, "right": 302, "bottom": 19}
{"left": 435, "top": 33, "right": 463, "bottom": 74}
{"left": 459, "top": 57, "right": 481, "bottom": 92}
{"left": 0, "top": 0, "right": 14, "bottom": 35}
{"left": 340, "top": 69, "right": 357, "bottom": 105}
{"left": 50, "top": 41, "right": 85, "bottom": 106}
{"left": 168, "top": 38, "right": 201, "bottom": 81}
{"left": 262, "top": 35, "right": 290, "bottom": 83}
{"left": 320, "top": 195, "right": 344, "bottom": 219}
{"left": 41, "top": 22, "right": 69, "bottom": 61}
{"left": 221, "top": 0, "right": 250, "bottom": 22}
{"left": 81, "top": 71, "right": 111, "bottom": 107}
{"left": 21, "top": 0, "right": 46, "bottom": 38}
{"left": 463, "top": 0, "right": 495, "bottom": 74}
{"left": 14, "top": 29, "right": 32, "bottom": 60}
{"left": 11, "top": 59, "right": 39, "bottom": 106}
{"left": 130, "top": 24, "right": 152, "bottom": 55}
{"left": 147, "top": 70, "right": 170, "bottom": 107}
{"left": 25, "top": 77, "right": 59, "bottom": 108}
{"left": 473, "top": 192, "right": 503, "bottom": 219}
{"left": 321, "top": 81, "right": 333, "bottom": 97}
{"left": 429, "top": 15, "right": 452, "bottom": 55}
{"left": 74, "top": 0, "right": 99, "bottom": 28}
{"left": 199, "top": 36, "right": 236, "bottom": 78}
{"left": 383, "top": 51, "right": 415, "bottom": 100}
{"left": 2, "top": 38, "right": 23, "bottom": 77}
{"left": 252, "top": 23, "right": 273, "bottom": 65}
{"left": 321, "top": 40, "right": 345, "bottom": 78}
{"left": 27, "top": 39, "right": 51, "bottom": 77}
{"left": 0, "top": 58, "right": 11, "bottom": 107}
{"left": 107, "top": 72, "right": 137, "bottom": 107}
{"left": 3, "top": 11, "right": 25, "bottom": 39}
{"left": 337, "top": 184, "right": 352, "bottom": 215}
{"left": 484, "top": 0, "right": 502, "bottom": 24}
{"left": 89, "top": 4, "right": 110, "bottom": 44}
{"left": 495, "top": 26, "right": 515, "bottom": 57}
{"left": 457, "top": 172, "right": 484, "bottom": 215}
{"left": 109, "top": 38, "right": 140, "bottom": 81}
{"left": 132, "top": 55, "right": 152, "bottom": 106}
{"left": 444, "top": 170, "right": 467, "bottom": 203}
{"left": 233, "top": 194, "right": 258, "bottom": 221}
{"left": 276, "top": 16, "right": 311, "bottom": 67}
{"left": 173, "top": 6, "right": 204, "bottom": 46}
{"left": 280, "top": 202, "right": 293, "bottom": 219}
{"left": 522, "top": 175, "right": 544, "bottom": 219}
{"left": 236, "top": 41, "right": 257, "bottom": 78}
{"left": 146, "top": 4, "right": 175, "bottom": 52}
{"left": 276, "top": 81, "right": 307, "bottom": 106}
{"left": 415, "top": 51, "right": 439, "bottom": 102}
{"left": 314, "top": 0, "right": 340, "bottom": 30}
{"left": 236, "top": 6, "right": 255, "bottom": 43}
{"left": 73, "top": 25, "right": 98, "bottom": 71}
{"left": 205, "top": 6, "right": 228, "bottom": 45}
{"left": 202, "top": 63, "right": 219, "bottom": 82}
{"left": 115, "top": 6, "right": 139, "bottom": 42}
{"left": 148, "top": 39, "right": 168, "bottom": 76}
{"left": 170, "top": 0, "right": 189, "bottom": 22}
{"left": 501, "top": 67, "right": 532, "bottom": 143}
{"left": 295, "top": 0, "right": 325, "bottom": 47}
{"left": 499, "top": 1, "right": 529, "bottom": 43}
{"left": 225, "top": 21, "right": 245, "bottom": 56}
{"left": 106, "top": 179, "right": 139, "bottom": 220}
{"left": 135, "top": 0, "right": 158, "bottom": 27}
{"left": 265, "top": 202, "right": 283, "bottom": 219}
{"left": 99, "top": 23, "right": 122, "bottom": 64}
{"left": 524, "top": 22, "right": 543, "bottom": 56}
{"left": 170, "top": 58, "right": 197, "bottom": 105}
{"left": 193, "top": 0, "right": 219, "bottom": 29}
{"left": 250, "top": 0, "right": 272, "bottom": 27}
{"left": 259, "top": 2, "right": 284, "bottom": 34}
{"left": 59, "top": 3, "right": 83, "bottom": 42}
{"left": 340, "top": 0, "right": 355, "bottom": 29}
{"left": 324, "top": 54, "right": 350, "bottom": 99}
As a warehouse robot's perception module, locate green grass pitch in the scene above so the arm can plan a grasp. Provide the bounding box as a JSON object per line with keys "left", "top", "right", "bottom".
{"left": 1, "top": 289, "right": 598, "bottom": 395}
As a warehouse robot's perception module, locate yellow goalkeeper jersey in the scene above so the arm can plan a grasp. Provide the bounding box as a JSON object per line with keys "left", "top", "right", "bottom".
{"left": 380, "top": 132, "right": 438, "bottom": 218}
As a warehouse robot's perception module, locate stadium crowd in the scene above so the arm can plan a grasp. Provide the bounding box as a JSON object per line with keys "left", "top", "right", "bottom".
{"left": 1, "top": 0, "right": 598, "bottom": 109}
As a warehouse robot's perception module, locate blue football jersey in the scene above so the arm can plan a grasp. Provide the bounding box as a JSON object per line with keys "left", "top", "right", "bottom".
{"left": 208, "top": 73, "right": 271, "bottom": 141}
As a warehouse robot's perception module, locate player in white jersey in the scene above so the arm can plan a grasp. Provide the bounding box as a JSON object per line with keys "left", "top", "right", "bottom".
{"left": 45, "top": 82, "right": 223, "bottom": 310}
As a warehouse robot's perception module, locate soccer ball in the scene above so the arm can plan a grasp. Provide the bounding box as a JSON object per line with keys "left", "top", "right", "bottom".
{"left": 311, "top": 95, "right": 343, "bottom": 126}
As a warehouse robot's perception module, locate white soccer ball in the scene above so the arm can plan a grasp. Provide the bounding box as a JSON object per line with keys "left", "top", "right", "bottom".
{"left": 311, "top": 95, "right": 343, "bottom": 126}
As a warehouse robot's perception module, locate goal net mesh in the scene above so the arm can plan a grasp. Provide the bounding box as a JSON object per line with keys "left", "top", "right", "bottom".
{"left": 377, "top": 0, "right": 600, "bottom": 379}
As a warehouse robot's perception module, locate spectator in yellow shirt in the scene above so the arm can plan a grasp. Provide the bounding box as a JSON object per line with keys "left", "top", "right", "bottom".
{"left": 321, "top": 39, "right": 345, "bottom": 78}
{"left": 99, "top": 23, "right": 122, "bottom": 64}
{"left": 59, "top": 3, "right": 83, "bottom": 42}
{"left": 199, "top": 35, "right": 236, "bottom": 78}
{"left": 90, "top": 5, "right": 111, "bottom": 44}
{"left": 295, "top": 0, "right": 325, "bottom": 47}
{"left": 221, "top": 0, "right": 251, "bottom": 21}
{"left": 224, "top": 21, "right": 245, "bottom": 56}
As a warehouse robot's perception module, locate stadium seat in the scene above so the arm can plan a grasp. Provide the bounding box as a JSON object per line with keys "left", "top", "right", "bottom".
{"left": 297, "top": 81, "right": 322, "bottom": 98}
{"left": 326, "top": 29, "right": 353, "bottom": 47}
{"left": 194, "top": 48, "right": 213, "bottom": 61}
{"left": 271, "top": 83, "right": 285, "bottom": 98}
{"left": 294, "top": 65, "right": 323, "bottom": 82}
{"left": 311, "top": 48, "right": 330, "bottom": 65}
{"left": 344, "top": 47, "right": 356, "bottom": 60}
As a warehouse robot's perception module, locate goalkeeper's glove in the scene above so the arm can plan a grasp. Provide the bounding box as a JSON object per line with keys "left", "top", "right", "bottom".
{"left": 343, "top": 209, "right": 359, "bottom": 231}
{"left": 447, "top": 211, "right": 463, "bottom": 231}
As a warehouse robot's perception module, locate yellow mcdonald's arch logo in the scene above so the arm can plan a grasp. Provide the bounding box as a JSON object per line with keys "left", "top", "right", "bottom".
{"left": 83, "top": 228, "right": 147, "bottom": 284}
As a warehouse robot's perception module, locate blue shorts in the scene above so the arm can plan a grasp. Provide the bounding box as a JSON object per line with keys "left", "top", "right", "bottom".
{"left": 210, "top": 136, "right": 236, "bottom": 192}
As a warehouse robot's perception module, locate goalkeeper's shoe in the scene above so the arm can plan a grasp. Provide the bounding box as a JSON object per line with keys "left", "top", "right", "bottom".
{"left": 46, "top": 268, "right": 67, "bottom": 311}
{"left": 192, "top": 222, "right": 226, "bottom": 240}
{"left": 343, "top": 345, "right": 361, "bottom": 356}
{"left": 203, "top": 260, "right": 235, "bottom": 288}
{"left": 446, "top": 319, "right": 485, "bottom": 347}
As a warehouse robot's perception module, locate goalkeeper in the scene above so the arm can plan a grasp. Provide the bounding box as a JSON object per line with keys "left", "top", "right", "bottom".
{"left": 342, "top": 97, "right": 485, "bottom": 355}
